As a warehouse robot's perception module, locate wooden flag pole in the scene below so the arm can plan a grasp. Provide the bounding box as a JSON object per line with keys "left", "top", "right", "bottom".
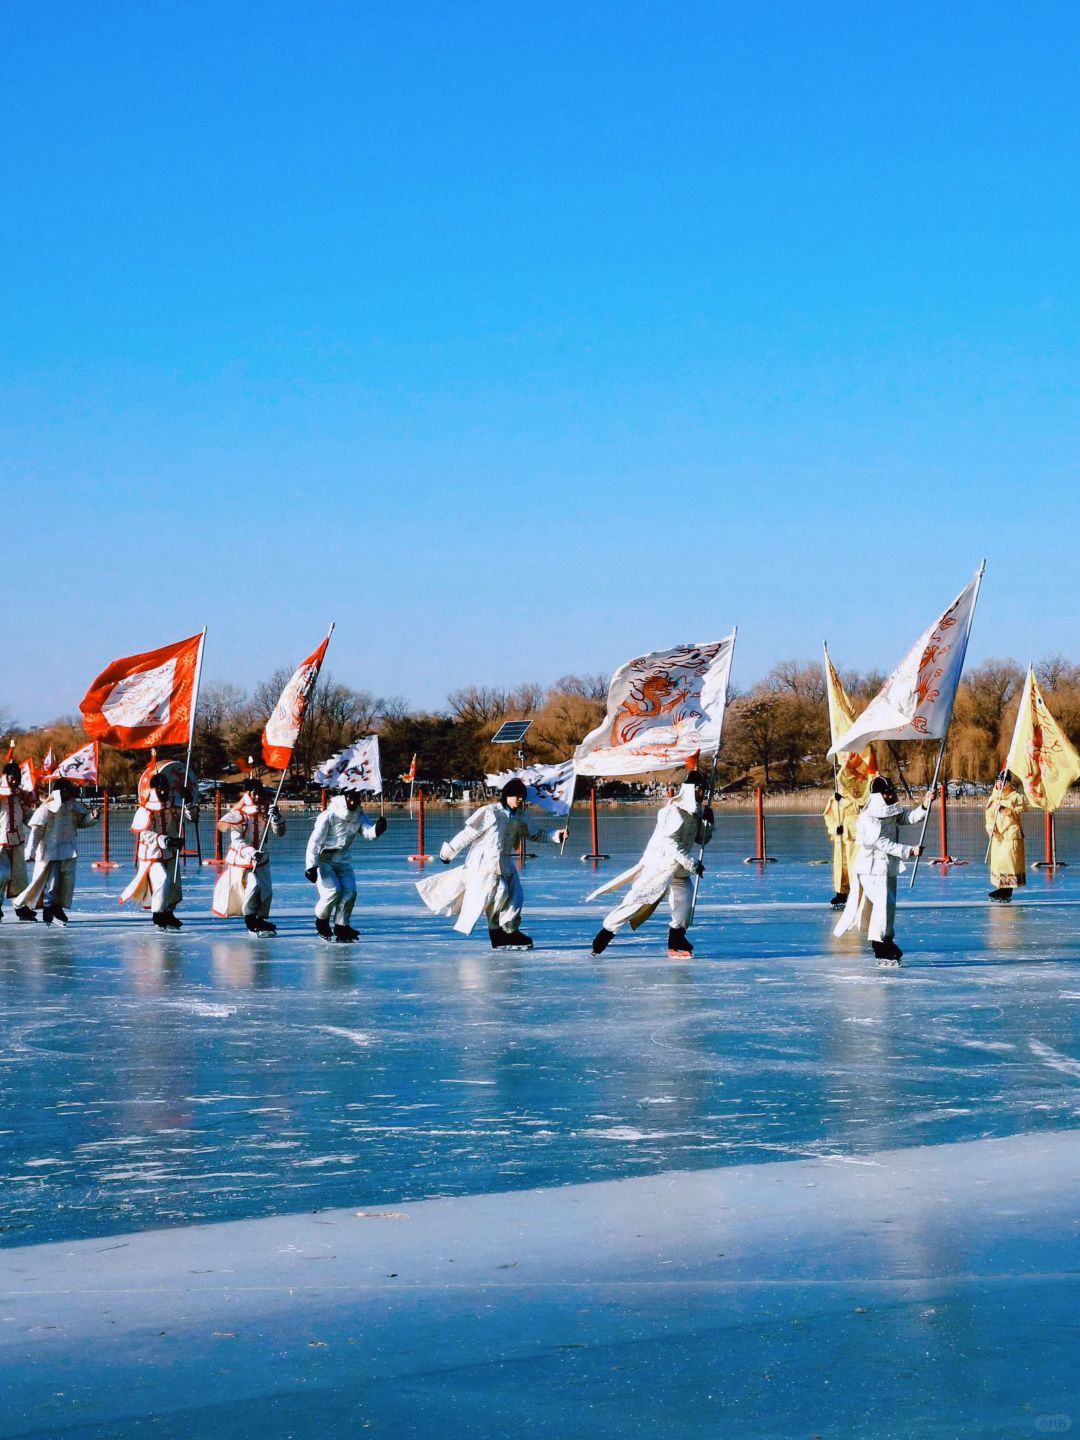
{"left": 172, "top": 627, "right": 208, "bottom": 884}
{"left": 909, "top": 561, "right": 986, "bottom": 888}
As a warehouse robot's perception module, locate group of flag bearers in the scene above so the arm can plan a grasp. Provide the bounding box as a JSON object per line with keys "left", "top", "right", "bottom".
{"left": 3, "top": 562, "right": 1078, "bottom": 961}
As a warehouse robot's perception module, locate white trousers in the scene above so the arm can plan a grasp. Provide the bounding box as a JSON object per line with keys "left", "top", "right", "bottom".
{"left": 315, "top": 858, "right": 356, "bottom": 924}
{"left": 0, "top": 844, "right": 27, "bottom": 900}
{"left": 147, "top": 861, "right": 183, "bottom": 915}
{"left": 242, "top": 866, "right": 273, "bottom": 919}
{"left": 854, "top": 872, "right": 897, "bottom": 942}
{"left": 487, "top": 864, "right": 524, "bottom": 933}
{"left": 604, "top": 874, "right": 692, "bottom": 934}
{"left": 23, "top": 857, "right": 78, "bottom": 910}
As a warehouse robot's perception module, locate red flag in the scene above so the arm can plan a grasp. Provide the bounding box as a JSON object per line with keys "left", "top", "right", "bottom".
{"left": 20, "top": 759, "right": 38, "bottom": 793}
{"left": 2, "top": 739, "right": 13, "bottom": 766}
{"left": 261, "top": 632, "right": 332, "bottom": 770}
{"left": 81, "top": 632, "right": 204, "bottom": 749}
{"left": 42, "top": 746, "right": 55, "bottom": 774}
{"left": 400, "top": 753, "right": 417, "bottom": 783}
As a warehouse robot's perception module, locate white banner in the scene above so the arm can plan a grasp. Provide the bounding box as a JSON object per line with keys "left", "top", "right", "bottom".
{"left": 485, "top": 759, "right": 576, "bottom": 816}
{"left": 313, "top": 736, "right": 382, "bottom": 793}
{"left": 827, "top": 569, "right": 983, "bottom": 756}
{"left": 49, "top": 741, "right": 98, "bottom": 786}
{"left": 573, "top": 633, "right": 736, "bottom": 779}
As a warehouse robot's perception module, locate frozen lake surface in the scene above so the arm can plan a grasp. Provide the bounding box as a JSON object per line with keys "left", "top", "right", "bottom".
{"left": 2, "top": 852, "right": 1078, "bottom": 1247}
{"left": 2, "top": 850, "right": 1079, "bottom": 1436}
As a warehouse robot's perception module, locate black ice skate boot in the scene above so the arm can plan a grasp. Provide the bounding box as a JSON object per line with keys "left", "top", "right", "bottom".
{"left": 987, "top": 888, "right": 1012, "bottom": 903}
{"left": 51, "top": 906, "right": 69, "bottom": 926}
{"left": 829, "top": 892, "right": 848, "bottom": 909}
{"left": 667, "top": 927, "right": 693, "bottom": 959}
{"left": 245, "top": 916, "right": 262, "bottom": 936}
{"left": 152, "top": 912, "right": 170, "bottom": 930}
{"left": 315, "top": 917, "right": 334, "bottom": 941}
{"left": 41, "top": 906, "right": 55, "bottom": 926}
{"left": 334, "top": 924, "right": 357, "bottom": 944}
{"left": 161, "top": 909, "right": 182, "bottom": 930}
{"left": 491, "top": 927, "right": 532, "bottom": 949}
{"left": 257, "top": 917, "right": 277, "bottom": 935}
{"left": 591, "top": 927, "right": 614, "bottom": 956}
{"left": 15, "top": 906, "right": 38, "bottom": 922}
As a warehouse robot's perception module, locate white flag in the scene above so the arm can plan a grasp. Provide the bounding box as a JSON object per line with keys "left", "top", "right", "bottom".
{"left": 573, "top": 634, "right": 736, "bottom": 779}
{"left": 485, "top": 759, "right": 576, "bottom": 816}
{"left": 48, "top": 741, "right": 98, "bottom": 785}
{"left": 313, "top": 736, "right": 382, "bottom": 793}
{"left": 827, "top": 568, "right": 983, "bottom": 757}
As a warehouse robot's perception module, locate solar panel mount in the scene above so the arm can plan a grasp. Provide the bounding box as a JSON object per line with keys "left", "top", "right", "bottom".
{"left": 491, "top": 720, "right": 533, "bottom": 745}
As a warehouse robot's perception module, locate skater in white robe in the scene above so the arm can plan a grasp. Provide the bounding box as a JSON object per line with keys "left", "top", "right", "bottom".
{"left": 213, "top": 781, "right": 286, "bottom": 935}
{"left": 833, "top": 775, "right": 930, "bottom": 965}
{"left": 0, "top": 762, "right": 37, "bottom": 922}
{"left": 14, "top": 779, "right": 99, "bottom": 925}
{"left": 416, "top": 778, "right": 567, "bottom": 949}
{"left": 119, "top": 772, "right": 196, "bottom": 929}
{"left": 587, "top": 771, "right": 712, "bottom": 958}
{"left": 304, "top": 791, "right": 387, "bottom": 942}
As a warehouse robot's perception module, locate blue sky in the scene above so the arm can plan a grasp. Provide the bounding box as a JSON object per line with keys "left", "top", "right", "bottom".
{"left": 3, "top": 2, "right": 1078, "bottom": 723}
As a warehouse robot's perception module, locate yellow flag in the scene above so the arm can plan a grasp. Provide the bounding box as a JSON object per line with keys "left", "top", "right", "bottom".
{"left": 1005, "top": 667, "right": 1080, "bottom": 812}
{"left": 823, "top": 644, "right": 877, "bottom": 803}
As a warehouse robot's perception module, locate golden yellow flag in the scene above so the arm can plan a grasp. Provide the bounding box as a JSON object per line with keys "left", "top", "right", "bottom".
{"left": 1006, "top": 667, "right": 1080, "bottom": 812}
{"left": 823, "top": 644, "right": 877, "bottom": 803}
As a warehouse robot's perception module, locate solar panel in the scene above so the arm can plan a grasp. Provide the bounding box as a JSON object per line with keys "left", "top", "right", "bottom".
{"left": 491, "top": 720, "right": 533, "bottom": 745}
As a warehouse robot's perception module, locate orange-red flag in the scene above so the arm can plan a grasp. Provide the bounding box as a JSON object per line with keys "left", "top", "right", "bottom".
{"left": 400, "top": 753, "right": 417, "bottom": 783}
{"left": 81, "top": 632, "right": 204, "bottom": 750}
{"left": 261, "top": 631, "right": 333, "bottom": 770}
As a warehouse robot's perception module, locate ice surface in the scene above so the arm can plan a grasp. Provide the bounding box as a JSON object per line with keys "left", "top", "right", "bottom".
{"left": 2, "top": 852, "right": 1079, "bottom": 1247}
{"left": 2, "top": 848, "right": 1079, "bottom": 1435}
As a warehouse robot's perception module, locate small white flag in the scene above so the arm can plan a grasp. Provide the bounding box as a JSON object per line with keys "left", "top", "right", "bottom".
{"left": 313, "top": 736, "right": 382, "bottom": 793}
{"left": 48, "top": 741, "right": 99, "bottom": 785}
{"left": 485, "top": 759, "right": 576, "bottom": 816}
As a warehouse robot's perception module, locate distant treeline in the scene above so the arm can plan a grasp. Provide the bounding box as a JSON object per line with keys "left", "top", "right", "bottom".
{"left": 5, "top": 656, "right": 1078, "bottom": 795}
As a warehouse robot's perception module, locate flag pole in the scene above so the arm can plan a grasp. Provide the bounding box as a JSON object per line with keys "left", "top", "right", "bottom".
{"left": 689, "top": 625, "right": 737, "bottom": 924}
{"left": 256, "top": 621, "right": 334, "bottom": 860}
{"left": 909, "top": 561, "right": 986, "bottom": 888}
{"left": 172, "top": 627, "right": 208, "bottom": 883}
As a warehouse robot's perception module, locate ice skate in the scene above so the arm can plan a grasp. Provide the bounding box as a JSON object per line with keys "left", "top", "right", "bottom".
{"left": 829, "top": 892, "right": 848, "bottom": 909}
{"left": 152, "top": 912, "right": 171, "bottom": 930}
{"left": 591, "top": 927, "right": 614, "bottom": 956}
{"left": 491, "top": 927, "right": 532, "bottom": 950}
{"left": 49, "top": 905, "right": 69, "bottom": 927}
{"left": 315, "top": 917, "right": 334, "bottom": 941}
{"left": 667, "top": 927, "right": 693, "bottom": 959}
{"left": 15, "top": 906, "right": 38, "bottom": 922}
{"left": 334, "top": 923, "right": 358, "bottom": 944}
{"left": 987, "top": 888, "right": 1012, "bottom": 903}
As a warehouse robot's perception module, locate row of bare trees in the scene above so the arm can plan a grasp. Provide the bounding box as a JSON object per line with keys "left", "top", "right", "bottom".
{"left": 5, "top": 656, "right": 1078, "bottom": 796}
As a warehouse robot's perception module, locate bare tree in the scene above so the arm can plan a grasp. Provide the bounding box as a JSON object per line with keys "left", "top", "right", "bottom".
{"left": 446, "top": 686, "right": 510, "bottom": 724}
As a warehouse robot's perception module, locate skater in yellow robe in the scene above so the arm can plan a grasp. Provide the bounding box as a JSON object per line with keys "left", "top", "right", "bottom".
{"left": 985, "top": 771, "right": 1026, "bottom": 902}
{"left": 823, "top": 790, "right": 860, "bottom": 908}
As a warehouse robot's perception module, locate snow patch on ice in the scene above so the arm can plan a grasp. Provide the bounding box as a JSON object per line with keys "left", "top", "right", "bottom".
{"left": 161, "top": 1000, "right": 237, "bottom": 1018}
{"left": 1029, "top": 1039, "right": 1080, "bottom": 1079}
{"left": 317, "top": 1026, "right": 373, "bottom": 1048}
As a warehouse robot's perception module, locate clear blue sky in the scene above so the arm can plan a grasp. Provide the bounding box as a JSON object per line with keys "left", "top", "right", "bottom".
{"left": 3, "top": 2, "right": 1078, "bottom": 724}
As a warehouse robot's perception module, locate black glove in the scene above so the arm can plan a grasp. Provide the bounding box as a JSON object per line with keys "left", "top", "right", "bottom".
{"left": 374, "top": 815, "right": 387, "bottom": 837}
{"left": 835, "top": 826, "right": 844, "bottom": 836}
{"left": 692, "top": 860, "right": 705, "bottom": 877}
{"left": 702, "top": 805, "right": 714, "bottom": 825}
{"left": 304, "top": 866, "right": 318, "bottom": 883}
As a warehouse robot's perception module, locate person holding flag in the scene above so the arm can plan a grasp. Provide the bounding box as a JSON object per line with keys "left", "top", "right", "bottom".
{"left": 14, "top": 779, "right": 100, "bottom": 925}
{"left": 0, "top": 757, "right": 38, "bottom": 922}
{"left": 823, "top": 789, "right": 860, "bottom": 909}
{"left": 120, "top": 766, "right": 196, "bottom": 929}
{"left": 985, "top": 771, "right": 1027, "bottom": 903}
{"left": 212, "top": 776, "right": 286, "bottom": 935}
{"left": 587, "top": 768, "right": 713, "bottom": 959}
{"left": 834, "top": 775, "right": 931, "bottom": 965}
{"left": 416, "top": 778, "right": 567, "bottom": 950}
{"left": 822, "top": 644, "right": 876, "bottom": 908}
{"left": 304, "top": 791, "right": 387, "bottom": 942}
